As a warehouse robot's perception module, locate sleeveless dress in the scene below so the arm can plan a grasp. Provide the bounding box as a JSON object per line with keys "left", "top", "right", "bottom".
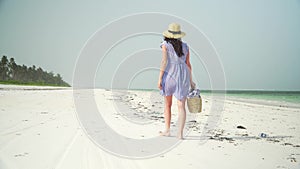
{"left": 160, "top": 40, "right": 191, "bottom": 100}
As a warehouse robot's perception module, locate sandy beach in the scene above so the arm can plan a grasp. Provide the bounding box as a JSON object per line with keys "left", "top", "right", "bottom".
{"left": 0, "top": 84, "right": 299, "bottom": 169}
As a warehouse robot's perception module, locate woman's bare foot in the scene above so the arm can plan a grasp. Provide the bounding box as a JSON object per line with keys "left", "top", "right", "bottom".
{"left": 159, "top": 130, "right": 170, "bottom": 137}
{"left": 177, "top": 132, "right": 184, "bottom": 140}
{"left": 177, "top": 135, "right": 184, "bottom": 140}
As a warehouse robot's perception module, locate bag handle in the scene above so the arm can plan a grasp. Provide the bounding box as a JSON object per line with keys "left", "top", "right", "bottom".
{"left": 190, "top": 81, "right": 196, "bottom": 90}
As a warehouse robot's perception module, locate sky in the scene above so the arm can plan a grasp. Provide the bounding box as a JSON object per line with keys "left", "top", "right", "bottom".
{"left": 0, "top": 0, "right": 300, "bottom": 90}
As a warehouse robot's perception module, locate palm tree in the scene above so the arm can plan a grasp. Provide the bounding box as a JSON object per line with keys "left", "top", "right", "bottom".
{"left": 20, "top": 64, "right": 28, "bottom": 82}
{"left": 36, "top": 67, "right": 44, "bottom": 84}
{"left": 0, "top": 56, "right": 9, "bottom": 80}
{"left": 8, "top": 57, "right": 17, "bottom": 80}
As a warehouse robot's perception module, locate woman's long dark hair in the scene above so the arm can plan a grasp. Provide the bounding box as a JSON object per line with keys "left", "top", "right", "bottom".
{"left": 164, "top": 37, "right": 184, "bottom": 57}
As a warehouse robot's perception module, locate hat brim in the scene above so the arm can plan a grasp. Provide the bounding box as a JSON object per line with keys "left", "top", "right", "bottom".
{"left": 163, "top": 30, "right": 186, "bottom": 39}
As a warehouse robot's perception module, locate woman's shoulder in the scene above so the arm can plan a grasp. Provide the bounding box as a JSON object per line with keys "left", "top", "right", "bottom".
{"left": 160, "top": 40, "right": 169, "bottom": 48}
{"left": 182, "top": 41, "right": 189, "bottom": 50}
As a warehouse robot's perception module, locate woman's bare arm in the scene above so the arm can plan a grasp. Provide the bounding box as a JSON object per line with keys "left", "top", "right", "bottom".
{"left": 186, "top": 50, "right": 195, "bottom": 89}
{"left": 158, "top": 45, "right": 168, "bottom": 89}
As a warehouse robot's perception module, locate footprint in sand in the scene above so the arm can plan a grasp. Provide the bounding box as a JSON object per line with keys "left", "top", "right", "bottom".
{"left": 14, "top": 152, "right": 29, "bottom": 157}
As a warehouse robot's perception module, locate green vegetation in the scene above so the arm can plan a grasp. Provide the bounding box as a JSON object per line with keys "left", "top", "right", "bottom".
{"left": 0, "top": 55, "right": 70, "bottom": 87}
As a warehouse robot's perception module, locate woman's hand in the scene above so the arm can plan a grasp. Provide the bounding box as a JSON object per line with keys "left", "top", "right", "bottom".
{"left": 158, "top": 79, "right": 162, "bottom": 90}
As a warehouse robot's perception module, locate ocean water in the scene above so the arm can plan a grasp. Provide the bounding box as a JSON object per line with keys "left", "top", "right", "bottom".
{"left": 129, "top": 89, "right": 300, "bottom": 104}
{"left": 202, "top": 90, "right": 300, "bottom": 104}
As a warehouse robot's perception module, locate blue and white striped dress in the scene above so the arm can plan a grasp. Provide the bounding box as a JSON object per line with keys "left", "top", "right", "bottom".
{"left": 160, "top": 40, "right": 191, "bottom": 100}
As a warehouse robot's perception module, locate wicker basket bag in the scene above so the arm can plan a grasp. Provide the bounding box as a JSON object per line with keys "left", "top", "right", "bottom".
{"left": 187, "top": 89, "right": 202, "bottom": 113}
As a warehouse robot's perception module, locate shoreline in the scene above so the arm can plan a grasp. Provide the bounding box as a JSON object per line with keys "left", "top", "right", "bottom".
{"left": 1, "top": 84, "right": 299, "bottom": 108}
{"left": 0, "top": 84, "right": 71, "bottom": 91}
{"left": 224, "top": 96, "right": 300, "bottom": 109}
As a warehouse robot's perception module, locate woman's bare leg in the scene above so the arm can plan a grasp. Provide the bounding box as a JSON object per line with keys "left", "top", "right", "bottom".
{"left": 159, "top": 95, "right": 172, "bottom": 136}
{"left": 177, "top": 98, "right": 187, "bottom": 139}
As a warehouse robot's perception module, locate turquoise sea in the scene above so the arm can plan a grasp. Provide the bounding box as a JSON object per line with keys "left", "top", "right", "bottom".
{"left": 131, "top": 89, "right": 300, "bottom": 104}
{"left": 202, "top": 90, "right": 300, "bottom": 104}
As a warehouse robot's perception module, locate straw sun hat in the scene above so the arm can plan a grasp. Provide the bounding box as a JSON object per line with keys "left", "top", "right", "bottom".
{"left": 163, "top": 23, "right": 186, "bottom": 39}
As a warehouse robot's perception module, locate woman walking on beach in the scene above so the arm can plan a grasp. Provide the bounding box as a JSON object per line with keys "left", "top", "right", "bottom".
{"left": 158, "top": 23, "right": 195, "bottom": 139}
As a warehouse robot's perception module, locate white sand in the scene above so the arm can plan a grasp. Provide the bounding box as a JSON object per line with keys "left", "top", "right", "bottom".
{"left": 0, "top": 84, "right": 299, "bottom": 169}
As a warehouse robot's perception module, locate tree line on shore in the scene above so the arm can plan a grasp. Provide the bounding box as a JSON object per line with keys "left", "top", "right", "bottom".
{"left": 0, "top": 55, "right": 70, "bottom": 87}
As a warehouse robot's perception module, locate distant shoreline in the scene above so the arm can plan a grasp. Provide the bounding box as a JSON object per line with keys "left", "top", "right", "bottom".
{"left": 1, "top": 84, "right": 299, "bottom": 105}
{"left": 0, "top": 80, "right": 70, "bottom": 87}
{"left": 0, "top": 83, "right": 71, "bottom": 91}
{"left": 2, "top": 84, "right": 299, "bottom": 93}
{"left": 97, "top": 88, "right": 300, "bottom": 93}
